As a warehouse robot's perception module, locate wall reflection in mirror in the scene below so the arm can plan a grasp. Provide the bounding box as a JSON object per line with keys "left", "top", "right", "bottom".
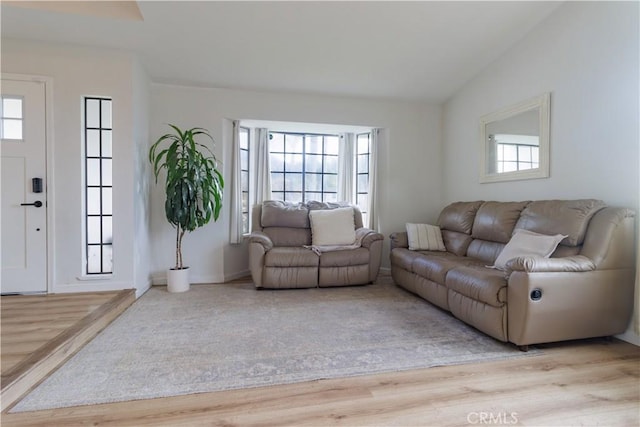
{"left": 480, "top": 93, "right": 550, "bottom": 183}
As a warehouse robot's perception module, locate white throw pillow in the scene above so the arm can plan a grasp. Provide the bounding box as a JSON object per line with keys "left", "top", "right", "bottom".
{"left": 309, "top": 207, "right": 356, "bottom": 246}
{"left": 406, "top": 223, "right": 446, "bottom": 251}
{"left": 492, "top": 229, "right": 567, "bottom": 270}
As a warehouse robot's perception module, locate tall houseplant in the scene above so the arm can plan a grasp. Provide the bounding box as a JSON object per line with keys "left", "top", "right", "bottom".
{"left": 149, "top": 125, "right": 224, "bottom": 292}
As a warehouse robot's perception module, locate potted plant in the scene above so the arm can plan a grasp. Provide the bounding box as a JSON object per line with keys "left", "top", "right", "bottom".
{"left": 149, "top": 124, "right": 224, "bottom": 292}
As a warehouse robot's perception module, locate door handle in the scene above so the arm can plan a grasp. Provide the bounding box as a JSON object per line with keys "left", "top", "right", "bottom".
{"left": 20, "top": 201, "right": 43, "bottom": 208}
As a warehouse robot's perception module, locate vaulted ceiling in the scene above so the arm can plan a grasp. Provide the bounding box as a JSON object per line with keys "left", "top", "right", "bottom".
{"left": 1, "top": 1, "right": 562, "bottom": 102}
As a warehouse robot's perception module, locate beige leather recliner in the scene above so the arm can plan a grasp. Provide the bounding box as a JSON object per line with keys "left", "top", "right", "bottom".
{"left": 249, "top": 200, "right": 384, "bottom": 289}
{"left": 390, "top": 199, "right": 636, "bottom": 349}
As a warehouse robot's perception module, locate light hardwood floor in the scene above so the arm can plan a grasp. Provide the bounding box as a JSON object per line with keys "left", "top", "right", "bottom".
{"left": 1, "top": 288, "right": 638, "bottom": 426}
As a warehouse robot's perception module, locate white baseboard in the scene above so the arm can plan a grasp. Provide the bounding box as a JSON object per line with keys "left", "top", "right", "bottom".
{"left": 224, "top": 270, "right": 251, "bottom": 282}
{"left": 151, "top": 273, "right": 225, "bottom": 286}
{"left": 616, "top": 329, "right": 640, "bottom": 346}
{"left": 52, "top": 281, "right": 134, "bottom": 294}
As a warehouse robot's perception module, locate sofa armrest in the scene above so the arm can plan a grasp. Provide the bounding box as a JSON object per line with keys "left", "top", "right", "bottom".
{"left": 506, "top": 255, "right": 596, "bottom": 273}
{"left": 248, "top": 231, "right": 273, "bottom": 251}
{"left": 357, "top": 227, "right": 384, "bottom": 248}
{"left": 389, "top": 231, "right": 409, "bottom": 250}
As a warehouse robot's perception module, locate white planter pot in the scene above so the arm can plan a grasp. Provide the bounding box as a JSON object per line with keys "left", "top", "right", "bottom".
{"left": 167, "top": 267, "right": 190, "bottom": 293}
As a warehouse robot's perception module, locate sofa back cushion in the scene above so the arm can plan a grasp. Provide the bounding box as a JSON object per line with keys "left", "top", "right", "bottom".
{"left": 261, "top": 200, "right": 310, "bottom": 228}
{"left": 514, "top": 199, "right": 607, "bottom": 246}
{"left": 307, "top": 200, "right": 364, "bottom": 229}
{"left": 471, "top": 201, "right": 530, "bottom": 243}
{"left": 437, "top": 201, "right": 484, "bottom": 234}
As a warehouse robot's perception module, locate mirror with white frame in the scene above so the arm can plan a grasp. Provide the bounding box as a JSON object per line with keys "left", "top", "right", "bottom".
{"left": 479, "top": 93, "right": 550, "bottom": 183}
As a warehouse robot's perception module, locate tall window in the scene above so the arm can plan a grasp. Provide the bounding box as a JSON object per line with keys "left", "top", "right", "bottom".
{"left": 239, "top": 127, "right": 250, "bottom": 234}
{"left": 356, "top": 132, "right": 371, "bottom": 224}
{"left": 269, "top": 132, "right": 339, "bottom": 203}
{"left": 84, "top": 97, "right": 113, "bottom": 275}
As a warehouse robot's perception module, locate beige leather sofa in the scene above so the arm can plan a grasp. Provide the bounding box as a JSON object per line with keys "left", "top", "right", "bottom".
{"left": 390, "top": 199, "right": 636, "bottom": 349}
{"left": 249, "top": 200, "right": 384, "bottom": 289}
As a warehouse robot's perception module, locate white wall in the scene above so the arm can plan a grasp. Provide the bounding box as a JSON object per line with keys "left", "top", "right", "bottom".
{"left": 2, "top": 39, "right": 149, "bottom": 294}
{"left": 442, "top": 2, "right": 639, "bottom": 343}
{"left": 132, "top": 58, "right": 152, "bottom": 297}
{"left": 150, "top": 84, "right": 442, "bottom": 283}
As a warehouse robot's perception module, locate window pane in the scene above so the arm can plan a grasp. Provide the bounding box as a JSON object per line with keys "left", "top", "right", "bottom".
{"left": 3, "top": 98, "right": 23, "bottom": 118}
{"left": 239, "top": 128, "right": 249, "bottom": 149}
{"left": 532, "top": 147, "right": 539, "bottom": 163}
{"left": 323, "top": 174, "right": 337, "bottom": 193}
{"left": 87, "top": 245, "right": 101, "bottom": 273}
{"left": 87, "top": 217, "right": 101, "bottom": 244}
{"left": 270, "top": 133, "right": 284, "bottom": 152}
{"left": 503, "top": 145, "right": 517, "bottom": 161}
{"left": 271, "top": 172, "right": 284, "bottom": 191}
{"left": 305, "top": 192, "right": 322, "bottom": 202}
{"left": 242, "top": 192, "right": 249, "bottom": 213}
{"left": 286, "top": 134, "right": 303, "bottom": 153}
{"left": 306, "top": 135, "right": 322, "bottom": 154}
{"left": 270, "top": 153, "right": 284, "bottom": 171}
{"left": 357, "top": 154, "right": 369, "bottom": 172}
{"left": 102, "top": 245, "right": 113, "bottom": 273}
{"left": 102, "top": 159, "right": 112, "bottom": 186}
{"left": 103, "top": 216, "right": 113, "bottom": 243}
{"left": 357, "top": 134, "right": 370, "bottom": 154}
{"left": 324, "top": 156, "right": 338, "bottom": 173}
{"left": 241, "top": 171, "right": 249, "bottom": 192}
{"left": 503, "top": 161, "right": 518, "bottom": 172}
{"left": 357, "top": 174, "right": 369, "bottom": 191}
{"left": 305, "top": 173, "right": 322, "bottom": 191}
{"left": 324, "top": 136, "right": 339, "bottom": 155}
{"left": 102, "top": 188, "right": 112, "bottom": 215}
{"left": 87, "top": 188, "right": 101, "bottom": 215}
{"left": 325, "top": 193, "right": 338, "bottom": 203}
{"left": 87, "top": 130, "right": 100, "bottom": 157}
{"left": 87, "top": 159, "right": 101, "bottom": 186}
{"left": 519, "top": 163, "right": 533, "bottom": 170}
{"left": 241, "top": 149, "right": 249, "bottom": 170}
{"left": 306, "top": 154, "right": 323, "bottom": 173}
{"left": 285, "top": 153, "right": 303, "bottom": 172}
{"left": 285, "top": 192, "right": 303, "bottom": 203}
{"left": 86, "top": 99, "right": 100, "bottom": 128}
{"left": 285, "top": 173, "right": 302, "bottom": 192}
{"left": 2, "top": 119, "right": 22, "bottom": 139}
{"left": 102, "top": 130, "right": 112, "bottom": 157}
{"left": 101, "top": 100, "right": 112, "bottom": 128}
{"left": 272, "top": 191, "right": 284, "bottom": 201}
{"left": 357, "top": 194, "right": 368, "bottom": 209}
{"left": 518, "top": 146, "right": 531, "bottom": 162}
{"left": 242, "top": 213, "right": 249, "bottom": 233}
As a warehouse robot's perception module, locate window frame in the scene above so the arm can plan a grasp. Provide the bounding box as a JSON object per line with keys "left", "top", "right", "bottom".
{"left": 83, "top": 96, "right": 113, "bottom": 275}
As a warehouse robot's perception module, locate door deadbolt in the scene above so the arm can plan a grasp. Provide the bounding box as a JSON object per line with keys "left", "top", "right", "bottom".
{"left": 20, "top": 201, "right": 43, "bottom": 208}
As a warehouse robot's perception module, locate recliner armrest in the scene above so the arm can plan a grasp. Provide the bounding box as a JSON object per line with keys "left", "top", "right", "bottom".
{"left": 389, "top": 231, "right": 409, "bottom": 250}
{"left": 357, "top": 228, "right": 384, "bottom": 248}
{"left": 506, "top": 255, "right": 596, "bottom": 273}
{"left": 248, "top": 231, "right": 274, "bottom": 251}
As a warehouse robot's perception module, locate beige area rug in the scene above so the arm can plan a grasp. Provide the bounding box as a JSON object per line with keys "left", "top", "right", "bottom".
{"left": 12, "top": 277, "right": 539, "bottom": 412}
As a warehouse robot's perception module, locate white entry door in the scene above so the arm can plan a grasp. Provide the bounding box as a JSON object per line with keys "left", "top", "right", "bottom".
{"left": 1, "top": 78, "right": 48, "bottom": 294}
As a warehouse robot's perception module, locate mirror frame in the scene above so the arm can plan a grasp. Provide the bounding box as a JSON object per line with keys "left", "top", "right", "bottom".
{"left": 479, "top": 92, "right": 550, "bottom": 183}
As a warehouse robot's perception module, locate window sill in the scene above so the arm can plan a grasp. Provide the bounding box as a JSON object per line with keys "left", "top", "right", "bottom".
{"left": 76, "top": 274, "right": 113, "bottom": 281}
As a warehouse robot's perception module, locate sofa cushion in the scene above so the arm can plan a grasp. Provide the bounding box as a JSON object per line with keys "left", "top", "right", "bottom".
{"left": 307, "top": 200, "right": 364, "bottom": 229}
{"left": 412, "top": 253, "right": 482, "bottom": 285}
{"left": 466, "top": 240, "right": 505, "bottom": 265}
{"left": 261, "top": 200, "right": 309, "bottom": 228}
{"left": 390, "top": 248, "right": 423, "bottom": 272}
{"left": 514, "top": 199, "right": 606, "bottom": 246}
{"left": 446, "top": 266, "right": 508, "bottom": 307}
{"left": 491, "top": 229, "right": 567, "bottom": 270}
{"left": 319, "top": 248, "right": 369, "bottom": 267}
{"left": 265, "top": 247, "right": 318, "bottom": 267}
{"left": 406, "top": 223, "right": 446, "bottom": 251}
{"left": 471, "top": 201, "right": 530, "bottom": 243}
{"left": 309, "top": 207, "right": 356, "bottom": 246}
{"left": 441, "top": 230, "right": 473, "bottom": 256}
{"left": 263, "top": 227, "right": 311, "bottom": 247}
{"left": 437, "top": 201, "right": 484, "bottom": 234}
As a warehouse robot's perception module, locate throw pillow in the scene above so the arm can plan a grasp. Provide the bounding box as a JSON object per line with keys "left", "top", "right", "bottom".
{"left": 309, "top": 207, "right": 356, "bottom": 246}
{"left": 406, "top": 223, "right": 446, "bottom": 251}
{"left": 492, "top": 229, "right": 567, "bottom": 270}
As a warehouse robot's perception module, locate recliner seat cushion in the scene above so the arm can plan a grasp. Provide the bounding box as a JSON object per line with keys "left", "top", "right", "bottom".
{"left": 446, "top": 266, "right": 508, "bottom": 307}
{"left": 265, "top": 247, "right": 318, "bottom": 267}
{"left": 320, "top": 248, "right": 369, "bottom": 267}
